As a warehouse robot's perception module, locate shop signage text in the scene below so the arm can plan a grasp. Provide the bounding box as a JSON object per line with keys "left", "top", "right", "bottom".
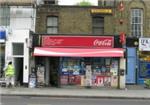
{"left": 91, "top": 9, "right": 112, "bottom": 14}
{"left": 0, "top": 27, "right": 6, "bottom": 40}
{"left": 42, "top": 36, "right": 114, "bottom": 48}
{"left": 139, "top": 38, "right": 150, "bottom": 51}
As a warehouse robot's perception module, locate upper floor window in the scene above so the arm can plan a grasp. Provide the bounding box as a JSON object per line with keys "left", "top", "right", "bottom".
{"left": 12, "top": 43, "right": 24, "bottom": 56}
{"left": 43, "top": 0, "right": 58, "bottom": 5}
{"left": 98, "top": 0, "right": 116, "bottom": 7}
{"left": 92, "top": 16, "right": 104, "bottom": 35}
{"left": 131, "top": 9, "right": 143, "bottom": 37}
{"left": 0, "top": 7, "right": 10, "bottom": 26}
{"left": 47, "top": 16, "right": 58, "bottom": 34}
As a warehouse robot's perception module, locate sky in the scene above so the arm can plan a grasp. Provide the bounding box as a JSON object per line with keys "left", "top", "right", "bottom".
{"left": 58, "top": 0, "right": 98, "bottom": 6}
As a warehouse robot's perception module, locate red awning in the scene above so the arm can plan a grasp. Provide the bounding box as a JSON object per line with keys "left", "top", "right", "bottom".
{"left": 33, "top": 47, "right": 124, "bottom": 57}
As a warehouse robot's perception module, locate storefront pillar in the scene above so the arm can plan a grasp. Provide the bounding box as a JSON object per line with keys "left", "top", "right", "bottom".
{"left": 119, "top": 58, "right": 126, "bottom": 89}
{"left": 45, "top": 57, "right": 50, "bottom": 86}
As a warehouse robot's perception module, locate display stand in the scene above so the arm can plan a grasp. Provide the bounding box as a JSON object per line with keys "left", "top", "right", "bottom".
{"left": 36, "top": 66, "right": 45, "bottom": 87}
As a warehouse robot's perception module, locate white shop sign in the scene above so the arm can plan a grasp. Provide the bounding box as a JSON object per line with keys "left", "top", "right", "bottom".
{"left": 139, "top": 38, "right": 150, "bottom": 51}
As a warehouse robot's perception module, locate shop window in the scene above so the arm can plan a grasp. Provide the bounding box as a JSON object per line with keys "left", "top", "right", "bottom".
{"left": 61, "top": 57, "right": 82, "bottom": 85}
{"left": 0, "top": 44, "right": 5, "bottom": 77}
{"left": 92, "top": 16, "right": 104, "bottom": 35}
{"left": 12, "top": 43, "right": 24, "bottom": 55}
{"left": 60, "top": 57, "right": 119, "bottom": 87}
{"left": 61, "top": 57, "right": 81, "bottom": 76}
{"left": 131, "top": 9, "right": 143, "bottom": 37}
{"left": 92, "top": 58, "right": 115, "bottom": 76}
{"left": 0, "top": 6, "right": 10, "bottom": 26}
{"left": 139, "top": 61, "right": 150, "bottom": 78}
{"left": 46, "top": 16, "right": 58, "bottom": 34}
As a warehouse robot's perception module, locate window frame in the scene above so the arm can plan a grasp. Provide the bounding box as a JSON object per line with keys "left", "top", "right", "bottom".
{"left": 130, "top": 9, "right": 143, "bottom": 37}
{"left": 92, "top": 16, "right": 104, "bottom": 35}
{"left": 12, "top": 43, "right": 24, "bottom": 56}
{"left": 98, "top": 0, "right": 116, "bottom": 7}
{"left": 46, "top": 16, "right": 58, "bottom": 34}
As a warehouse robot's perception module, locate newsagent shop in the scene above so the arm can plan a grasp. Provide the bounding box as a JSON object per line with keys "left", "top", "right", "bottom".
{"left": 33, "top": 35, "right": 126, "bottom": 89}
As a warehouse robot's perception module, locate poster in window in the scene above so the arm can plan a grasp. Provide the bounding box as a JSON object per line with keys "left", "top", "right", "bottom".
{"left": 105, "top": 58, "right": 111, "bottom": 65}
{"left": 110, "top": 60, "right": 118, "bottom": 76}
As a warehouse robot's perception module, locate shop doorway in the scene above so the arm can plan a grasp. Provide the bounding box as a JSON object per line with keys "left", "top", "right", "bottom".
{"left": 49, "top": 57, "right": 60, "bottom": 87}
{"left": 14, "top": 58, "right": 23, "bottom": 86}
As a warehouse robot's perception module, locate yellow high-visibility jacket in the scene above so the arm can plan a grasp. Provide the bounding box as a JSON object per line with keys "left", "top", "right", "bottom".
{"left": 5, "top": 65, "right": 15, "bottom": 76}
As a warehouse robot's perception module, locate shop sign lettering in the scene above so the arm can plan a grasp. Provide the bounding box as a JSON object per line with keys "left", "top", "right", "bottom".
{"left": 139, "top": 38, "right": 150, "bottom": 51}
{"left": 42, "top": 36, "right": 114, "bottom": 48}
{"left": 91, "top": 9, "right": 112, "bottom": 14}
{"left": 93, "top": 39, "right": 112, "bottom": 47}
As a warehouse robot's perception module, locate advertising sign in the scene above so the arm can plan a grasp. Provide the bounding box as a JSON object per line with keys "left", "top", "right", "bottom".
{"left": 85, "top": 65, "right": 92, "bottom": 87}
{"left": 91, "top": 9, "right": 112, "bottom": 14}
{"left": 61, "top": 76, "right": 68, "bottom": 85}
{"left": 118, "top": 1, "right": 125, "bottom": 12}
{"left": 42, "top": 36, "right": 114, "bottom": 48}
{"left": 94, "top": 76, "right": 111, "bottom": 87}
{"left": 139, "top": 61, "right": 150, "bottom": 78}
{"left": 0, "top": 27, "right": 6, "bottom": 41}
{"left": 139, "top": 38, "right": 150, "bottom": 51}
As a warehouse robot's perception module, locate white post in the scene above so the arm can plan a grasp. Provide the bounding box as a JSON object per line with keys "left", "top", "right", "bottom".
{"left": 45, "top": 57, "right": 50, "bottom": 86}
{"left": 119, "top": 58, "right": 126, "bottom": 89}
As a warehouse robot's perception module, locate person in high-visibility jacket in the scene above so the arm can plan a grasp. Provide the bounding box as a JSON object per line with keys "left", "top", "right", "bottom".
{"left": 5, "top": 62, "right": 15, "bottom": 87}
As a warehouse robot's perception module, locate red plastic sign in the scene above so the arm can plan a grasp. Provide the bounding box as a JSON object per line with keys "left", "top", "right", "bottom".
{"left": 119, "top": 32, "right": 126, "bottom": 45}
{"left": 118, "top": 1, "right": 125, "bottom": 12}
{"left": 42, "top": 36, "right": 114, "bottom": 48}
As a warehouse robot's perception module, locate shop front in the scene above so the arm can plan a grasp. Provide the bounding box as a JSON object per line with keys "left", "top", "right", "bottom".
{"left": 138, "top": 38, "right": 150, "bottom": 84}
{"left": 0, "top": 28, "right": 6, "bottom": 78}
{"left": 33, "top": 35, "right": 125, "bottom": 88}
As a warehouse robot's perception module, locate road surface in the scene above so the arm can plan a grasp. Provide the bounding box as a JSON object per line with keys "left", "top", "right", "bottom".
{"left": 1, "top": 96, "right": 150, "bottom": 105}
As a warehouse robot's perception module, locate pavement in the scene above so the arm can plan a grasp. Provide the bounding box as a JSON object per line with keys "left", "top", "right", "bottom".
{"left": 1, "top": 85, "right": 150, "bottom": 99}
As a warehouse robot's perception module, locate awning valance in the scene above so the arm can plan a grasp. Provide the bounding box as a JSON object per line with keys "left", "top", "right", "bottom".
{"left": 33, "top": 47, "right": 124, "bottom": 57}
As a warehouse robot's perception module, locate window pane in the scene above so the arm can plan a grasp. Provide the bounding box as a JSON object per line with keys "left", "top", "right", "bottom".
{"left": 105, "top": 0, "right": 114, "bottom": 6}
{"left": 135, "top": 17, "right": 138, "bottom": 23}
{"left": 47, "top": 17, "right": 58, "bottom": 26}
{"left": 137, "top": 24, "right": 141, "bottom": 30}
{"left": 93, "top": 28, "right": 104, "bottom": 35}
{"left": 93, "top": 22, "right": 104, "bottom": 27}
{"left": 0, "top": 7, "right": 10, "bottom": 26}
{"left": 132, "top": 25, "right": 135, "bottom": 31}
{"left": 92, "top": 17, "right": 104, "bottom": 34}
{"left": 47, "top": 16, "right": 58, "bottom": 34}
{"left": 93, "top": 17, "right": 104, "bottom": 24}
{"left": 131, "top": 17, "right": 134, "bottom": 23}
{"left": 47, "top": 27, "right": 58, "bottom": 34}
{"left": 13, "top": 43, "right": 24, "bottom": 55}
{"left": 98, "top": 0, "right": 115, "bottom": 7}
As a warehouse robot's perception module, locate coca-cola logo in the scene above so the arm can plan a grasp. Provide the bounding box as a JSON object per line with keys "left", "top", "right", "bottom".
{"left": 93, "top": 39, "right": 112, "bottom": 47}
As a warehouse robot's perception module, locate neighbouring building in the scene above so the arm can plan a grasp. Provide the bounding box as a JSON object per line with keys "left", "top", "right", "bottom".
{"left": 0, "top": 0, "right": 36, "bottom": 86}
